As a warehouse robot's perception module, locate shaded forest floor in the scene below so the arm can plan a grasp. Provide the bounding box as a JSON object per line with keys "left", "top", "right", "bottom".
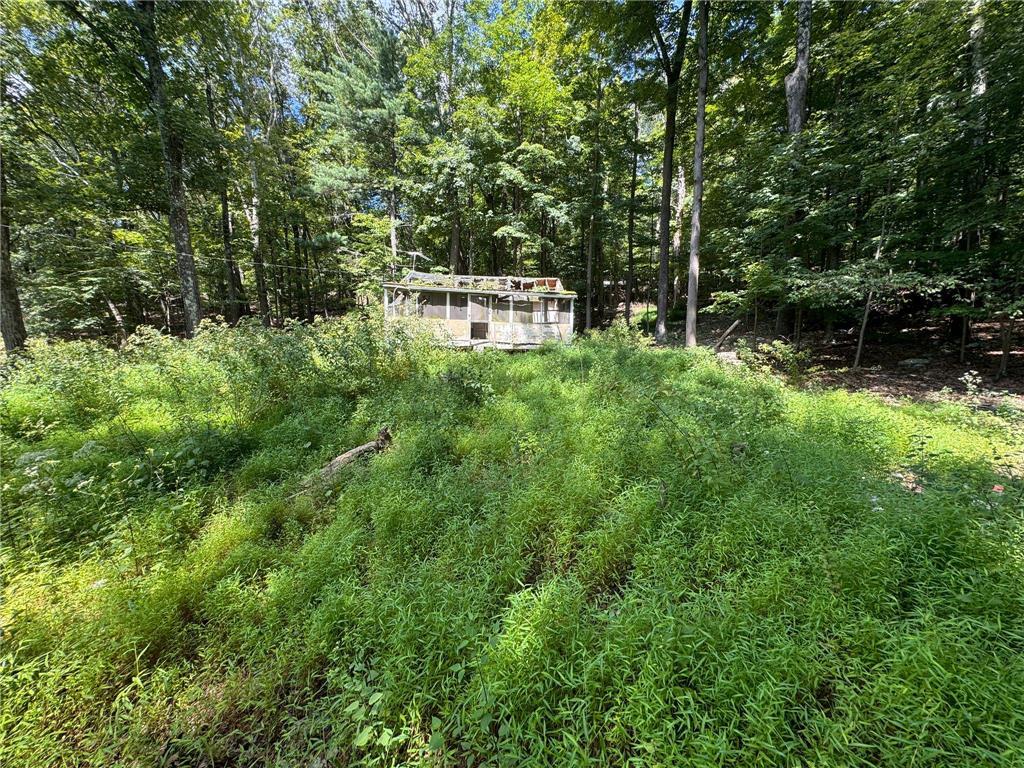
{"left": 637, "top": 308, "right": 1024, "bottom": 409}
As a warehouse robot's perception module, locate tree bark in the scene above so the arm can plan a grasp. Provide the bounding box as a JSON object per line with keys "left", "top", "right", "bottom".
{"left": 714, "top": 319, "right": 742, "bottom": 352}
{"left": 585, "top": 210, "right": 595, "bottom": 330}
{"left": 671, "top": 153, "right": 687, "bottom": 307}
{"left": 625, "top": 102, "right": 640, "bottom": 324}
{"left": 205, "top": 75, "right": 240, "bottom": 324}
{"left": 685, "top": 1, "right": 709, "bottom": 349}
{"left": 449, "top": 191, "right": 462, "bottom": 273}
{"left": 298, "top": 428, "right": 392, "bottom": 494}
{"left": 104, "top": 294, "right": 126, "bottom": 339}
{"left": 784, "top": 0, "right": 811, "bottom": 134}
{"left": 134, "top": 0, "right": 201, "bottom": 336}
{"left": 389, "top": 189, "right": 400, "bottom": 268}
{"left": 0, "top": 136, "right": 28, "bottom": 353}
{"left": 653, "top": 0, "right": 694, "bottom": 343}
{"left": 852, "top": 290, "right": 872, "bottom": 370}
{"left": 246, "top": 160, "right": 271, "bottom": 325}
{"left": 996, "top": 318, "right": 1014, "bottom": 380}
{"left": 585, "top": 77, "right": 603, "bottom": 330}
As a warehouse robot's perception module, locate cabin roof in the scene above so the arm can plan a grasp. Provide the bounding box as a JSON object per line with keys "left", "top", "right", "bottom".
{"left": 383, "top": 270, "right": 576, "bottom": 298}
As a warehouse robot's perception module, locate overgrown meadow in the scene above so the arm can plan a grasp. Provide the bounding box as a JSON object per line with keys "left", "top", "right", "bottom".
{"left": 2, "top": 315, "right": 1023, "bottom": 767}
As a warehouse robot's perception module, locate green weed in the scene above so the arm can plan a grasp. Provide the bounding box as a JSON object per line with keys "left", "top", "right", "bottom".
{"left": 2, "top": 315, "right": 1022, "bottom": 766}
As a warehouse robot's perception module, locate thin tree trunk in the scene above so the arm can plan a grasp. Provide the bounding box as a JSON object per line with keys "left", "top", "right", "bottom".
{"left": 714, "top": 319, "right": 742, "bottom": 351}
{"left": 959, "top": 317, "right": 969, "bottom": 363}
{"left": 134, "top": 0, "right": 201, "bottom": 336}
{"left": 853, "top": 290, "right": 873, "bottom": 370}
{"left": 159, "top": 293, "right": 171, "bottom": 330}
{"left": 272, "top": 262, "right": 283, "bottom": 325}
{"left": 625, "top": 102, "right": 639, "bottom": 324}
{"left": 0, "top": 136, "right": 28, "bottom": 352}
{"left": 654, "top": 0, "right": 694, "bottom": 343}
{"left": 220, "top": 189, "right": 239, "bottom": 322}
{"left": 301, "top": 223, "right": 314, "bottom": 322}
{"left": 585, "top": 213, "right": 595, "bottom": 330}
{"left": 449, "top": 191, "right": 461, "bottom": 273}
{"left": 291, "top": 223, "right": 306, "bottom": 320}
{"left": 996, "top": 318, "right": 1014, "bottom": 380}
{"left": 389, "top": 189, "right": 399, "bottom": 267}
{"left": 246, "top": 161, "right": 271, "bottom": 325}
{"left": 671, "top": 158, "right": 687, "bottom": 308}
{"left": 685, "top": 1, "right": 709, "bottom": 349}
{"left": 205, "top": 75, "right": 239, "bottom": 324}
{"left": 586, "top": 75, "right": 603, "bottom": 330}
{"left": 104, "top": 294, "right": 126, "bottom": 339}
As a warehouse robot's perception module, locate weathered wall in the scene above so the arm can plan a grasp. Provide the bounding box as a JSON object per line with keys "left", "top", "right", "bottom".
{"left": 387, "top": 288, "right": 573, "bottom": 347}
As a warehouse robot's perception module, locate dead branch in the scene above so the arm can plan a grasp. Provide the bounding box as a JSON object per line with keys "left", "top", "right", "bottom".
{"left": 298, "top": 427, "right": 391, "bottom": 493}
{"left": 714, "top": 319, "right": 742, "bottom": 351}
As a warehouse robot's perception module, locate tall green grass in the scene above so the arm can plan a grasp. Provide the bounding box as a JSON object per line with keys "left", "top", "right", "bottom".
{"left": 2, "top": 315, "right": 1022, "bottom": 766}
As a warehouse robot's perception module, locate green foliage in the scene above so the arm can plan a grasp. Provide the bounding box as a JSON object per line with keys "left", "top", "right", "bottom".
{"left": 6, "top": 0, "right": 1021, "bottom": 349}
{"left": 736, "top": 339, "right": 816, "bottom": 384}
{"left": 3, "top": 322, "right": 1023, "bottom": 766}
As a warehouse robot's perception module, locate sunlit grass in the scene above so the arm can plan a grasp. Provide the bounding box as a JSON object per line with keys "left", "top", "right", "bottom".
{"left": 2, "top": 316, "right": 1022, "bottom": 766}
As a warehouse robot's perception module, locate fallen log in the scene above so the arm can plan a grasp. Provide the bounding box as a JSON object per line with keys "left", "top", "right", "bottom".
{"left": 298, "top": 427, "right": 391, "bottom": 493}
{"left": 714, "top": 319, "right": 742, "bottom": 352}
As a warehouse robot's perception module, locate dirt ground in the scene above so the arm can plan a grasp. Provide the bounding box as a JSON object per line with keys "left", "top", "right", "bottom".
{"left": 643, "top": 308, "right": 1023, "bottom": 411}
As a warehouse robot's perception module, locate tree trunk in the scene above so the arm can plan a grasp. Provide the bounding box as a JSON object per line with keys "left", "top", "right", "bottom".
{"left": 714, "top": 319, "right": 742, "bottom": 352}
{"left": 134, "top": 0, "right": 201, "bottom": 336}
{"left": 655, "top": 83, "right": 679, "bottom": 341}
{"left": 246, "top": 161, "right": 271, "bottom": 325}
{"left": 389, "top": 189, "right": 400, "bottom": 267}
{"left": 205, "top": 76, "right": 240, "bottom": 324}
{"left": 449, "top": 191, "right": 462, "bottom": 273}
{"left": 159, "top": 293, "right": 172, "bottom": 330}
{"left": 685, "top": 1, "right": 709, "bottom": 349}
{"left": 654, "top": 0, "right": 694, "bottom": 343}
{"left": 585, "top": 211, "right": 595, "bottom": 330}
{"left": 291, "top": 223, "right": 306, "bottom": 321}
{"left": 784, "top": 0, "right": 811, "bottom": 134}
{"left": 0, "top": 138, "right": 28, "bottom": 353}
{"left": 852, "top": 290, "right": 873, "bottom": 370}
{"left": 585, "top": 75, "right": 604, "bottom": 330}
{"left": 625, "top": 102, "right": 639, "bottom": 324}
{"left": 220, "top": 188, "right": 240, "bottom": 322}
{"left": 996, "top": 318, "right": 1014, "bottom": 380}
{"left": 671, "top": 159, "right": 687, "bottom": 308}
{"left": 104, "top": 294, "right": 127, "bottom": 339}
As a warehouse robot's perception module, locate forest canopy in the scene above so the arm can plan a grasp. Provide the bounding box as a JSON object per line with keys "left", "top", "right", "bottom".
{"left": 1, "top": 0, "right": 1021, "bottom": 367}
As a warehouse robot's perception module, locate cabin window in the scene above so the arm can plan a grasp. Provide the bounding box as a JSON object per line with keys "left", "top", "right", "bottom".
{"left": 532, "top": 299, "right": 559, "bottom": 324}
{"left": 419, "top": 292, "right": 447, "bottom": 319}
{"left": 513, "top": 300, "right": 533, "bottom": 323}
{"left": 494, "top": 298, "right": 510, "bottom": 322}
{"left": 558, "top": 299, "right": 572, "bottom": 323}
{"left": 450, "top": 293, "right": 467, "bottom": 320}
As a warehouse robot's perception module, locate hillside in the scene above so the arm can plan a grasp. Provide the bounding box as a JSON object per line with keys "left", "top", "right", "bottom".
{"left": 2, "top": 318, "right": 1022, "bottom": 766}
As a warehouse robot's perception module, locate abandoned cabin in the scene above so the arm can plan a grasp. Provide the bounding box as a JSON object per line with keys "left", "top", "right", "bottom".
{"left": 383, "top": 271, "right": 576, "bottom": 349}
